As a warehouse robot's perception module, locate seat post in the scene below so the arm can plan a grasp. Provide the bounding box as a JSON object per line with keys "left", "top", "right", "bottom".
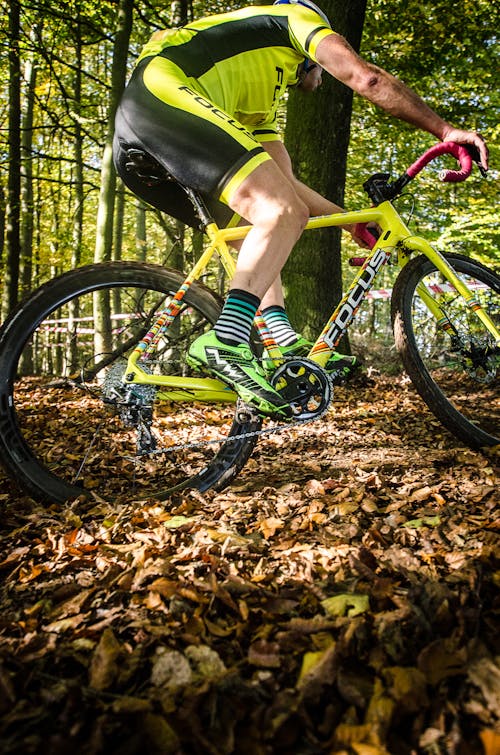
{"left": 181, "top": 184, "right": 215, "bottom": 231}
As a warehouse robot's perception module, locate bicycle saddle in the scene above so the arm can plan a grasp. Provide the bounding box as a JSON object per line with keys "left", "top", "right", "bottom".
{"left": 125, "top": 148, "right": 173, "bottom": 187}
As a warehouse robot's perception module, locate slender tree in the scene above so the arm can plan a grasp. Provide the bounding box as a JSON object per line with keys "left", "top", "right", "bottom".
{"left": 2, "top": 0, "right": 22, "bottom": 321}
{"left": 71, "top": 13, "right": 85, "bottom": 273}
{"left": 19, "top": 24, "right": 41, "bottom": 297}
{"left": 0, "top": 183, "right": 5, "bottom": 267}
{"left": 93, "top": 0, "right": 133, "bottom": 357}
{"left": 283, "top": 0, "right": 368, "bottom": 338}
{"left": 94, "top": 0, "right": 134, "bottom": 266}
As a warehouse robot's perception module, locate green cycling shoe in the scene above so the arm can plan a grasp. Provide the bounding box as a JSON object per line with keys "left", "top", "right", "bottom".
{"left": 187, "top": 330, "right": 293, "bottom": 420}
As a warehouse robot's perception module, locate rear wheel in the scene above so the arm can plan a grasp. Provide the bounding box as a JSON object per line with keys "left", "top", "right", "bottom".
{"left": 0, "top": 262, "right": 261, "bottom": 503}
{"left": 391, "top": 253, "right": 500, "bottom": 447}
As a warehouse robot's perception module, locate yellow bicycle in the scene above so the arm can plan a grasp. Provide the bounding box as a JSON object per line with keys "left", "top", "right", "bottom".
{"left": 0, "top": 142, "right": 498, "bottom": 502}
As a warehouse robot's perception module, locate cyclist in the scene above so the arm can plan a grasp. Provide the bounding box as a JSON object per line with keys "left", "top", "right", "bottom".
{"left": 113, "top": 0, "right": 489, "bottom": 419}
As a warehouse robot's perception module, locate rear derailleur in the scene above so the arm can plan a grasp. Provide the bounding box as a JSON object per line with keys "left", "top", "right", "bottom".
{"left": 102, "top": 360, "right": 158, "bottom": 454}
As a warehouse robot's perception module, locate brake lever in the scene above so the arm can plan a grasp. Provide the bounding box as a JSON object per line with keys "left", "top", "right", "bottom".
{"left": 464, "top": 144, "right": 488, "bottom": 178}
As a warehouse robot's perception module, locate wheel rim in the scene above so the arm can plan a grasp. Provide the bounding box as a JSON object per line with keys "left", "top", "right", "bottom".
{"left": 406, "top": 260, "right": 499, "bottom": 442}
{"left": 5, "top": 269, "right": 258, "bottom": 502}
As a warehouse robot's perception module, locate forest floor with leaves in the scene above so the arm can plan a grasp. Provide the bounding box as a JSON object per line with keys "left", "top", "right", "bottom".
{"left": 0, "top": 373, "right": 498, "bottom": 755}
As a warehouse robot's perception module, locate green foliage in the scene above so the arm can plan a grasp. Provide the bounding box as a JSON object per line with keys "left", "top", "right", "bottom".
{"left": 0, "top": 0, "right": 497, "bottom": 308}
{"left": 346, "top": 0, "right": 499, "bottom": 254}
{"left": 336, "top": 0, "right": 499, "bottom": 355}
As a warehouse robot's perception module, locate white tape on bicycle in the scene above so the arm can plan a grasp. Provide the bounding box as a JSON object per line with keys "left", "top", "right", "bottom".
{"left": 38, "top": 280, "right": 490, "bottom": 332}
{"left": 366, "top": 280, "right": 488, "bottom": 301}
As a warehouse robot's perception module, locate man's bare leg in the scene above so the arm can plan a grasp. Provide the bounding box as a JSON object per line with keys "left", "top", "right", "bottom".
{"left": 226, "top": 158, "right": 309, "bottom": 298}
{"left": 244, "top": 141, "right": 357, "bottom": 378}
{"left": 187, "top": 157, "right": 311, "bottom": 417}
{"left": 258, "top": 140, "right": 355, "bottom": 309}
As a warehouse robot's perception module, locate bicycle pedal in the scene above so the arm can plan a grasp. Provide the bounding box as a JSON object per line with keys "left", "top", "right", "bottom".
{"left": 349, "top": 256, "right": 367, "bottom": 267}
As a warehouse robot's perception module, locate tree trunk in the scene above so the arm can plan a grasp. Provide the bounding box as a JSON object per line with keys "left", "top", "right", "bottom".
{"left": 113, "top": 181, "right": 125, "bottom": 264}
{"left": 135, "top": 200, "right": 147, "bottom": 260}
{"left": 94, "top": 0, "right": 133, "bottom": 357}
{"left": 71, "top": 17, "right": 84, "bottom": 272}
{"left": 94, "top": 0, "right": 134, "bottom": 266}
{"left": 171, "top": 1, "right": 190, "bottom": 26}
{"left": 282, "top": 0, "right": 367, "bottom": 338}
{"left": 0, "top": 182, "right": 5, "bottom": 267}
{"left": 68, "top": 17, "right": 85, "bottom": 374}
{"left": 2, "top": 0, "right": 22, "bottom": 321}
{"left": 20, "top": 25, "right": 41, "bottom": 299}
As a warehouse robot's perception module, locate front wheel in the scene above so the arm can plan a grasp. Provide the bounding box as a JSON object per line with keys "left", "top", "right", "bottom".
{"left": 0, "top": 262, "right": 261, "bottom": 504}
{"left": 391, "top": 252, "right": 500, "bottom": 448}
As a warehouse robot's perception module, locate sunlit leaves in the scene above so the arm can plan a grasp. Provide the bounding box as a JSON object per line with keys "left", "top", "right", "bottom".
{"left": 345, "top": 0, "right": 498, "bottom": 267}
{"left": 0, "top": 375, "right": 498, "bottom": 750}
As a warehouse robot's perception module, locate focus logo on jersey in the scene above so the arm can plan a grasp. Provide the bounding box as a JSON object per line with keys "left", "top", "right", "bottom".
{"left": 178, "top": 86, "right": 249, "bottom": 133}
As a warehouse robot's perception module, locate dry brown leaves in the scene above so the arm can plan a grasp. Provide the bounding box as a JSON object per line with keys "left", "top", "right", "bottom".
{"left": 0, "top": 375, "right": 498, "bottom": 754}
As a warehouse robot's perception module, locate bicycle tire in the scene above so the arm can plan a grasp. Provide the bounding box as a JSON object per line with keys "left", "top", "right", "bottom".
{"left": 391, "top": 252, "right": 500, "bottom": 447}
{"left": 0, "top": 262, "right": 261, "bottom": 503}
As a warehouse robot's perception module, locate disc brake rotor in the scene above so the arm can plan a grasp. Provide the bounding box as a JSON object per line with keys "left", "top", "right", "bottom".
{"left": 461, "top": 339, "right": 499, "bottom": 384}
{"left": 270, "top": 358, "right": 332, "bottom": 421}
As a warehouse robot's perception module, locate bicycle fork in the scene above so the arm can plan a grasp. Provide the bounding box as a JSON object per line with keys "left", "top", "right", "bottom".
{"left": 406, "top": 238, "right": 500, "bottom": 348}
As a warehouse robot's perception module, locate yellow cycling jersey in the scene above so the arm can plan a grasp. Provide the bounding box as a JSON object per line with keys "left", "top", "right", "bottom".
{"left": 137, "top": 4, "right": 335, "bottom": 139}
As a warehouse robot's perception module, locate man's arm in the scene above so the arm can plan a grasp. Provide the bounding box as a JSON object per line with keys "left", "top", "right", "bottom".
{"left": 315, "top": 34, "right": 489, "bottom": 171}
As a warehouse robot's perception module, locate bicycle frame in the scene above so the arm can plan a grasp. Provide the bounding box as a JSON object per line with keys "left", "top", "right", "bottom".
{"left": 122, "top": 197, "right": 500, "bottom": 403}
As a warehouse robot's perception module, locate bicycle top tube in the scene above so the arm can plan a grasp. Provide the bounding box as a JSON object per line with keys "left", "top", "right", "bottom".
{"left": 218, "top": 142, "right": 479, "bottom": 245}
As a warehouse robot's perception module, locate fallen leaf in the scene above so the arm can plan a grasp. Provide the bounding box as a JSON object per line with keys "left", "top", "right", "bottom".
{"left": 322, "top": 593, "right": 369, "bottom": 617}
{"left": 248, "top": 639, "right": 281, "bottom": 668}
{"left": 89, "top": 628, "right": 122, "bottom": 691}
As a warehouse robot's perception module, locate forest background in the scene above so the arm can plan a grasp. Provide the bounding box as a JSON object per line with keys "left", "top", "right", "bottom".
{"left": 0, "top": 3, "right": 499, "bottom": 753}
{"left": 0, "top": 0, "right": 498, "bottom": 354}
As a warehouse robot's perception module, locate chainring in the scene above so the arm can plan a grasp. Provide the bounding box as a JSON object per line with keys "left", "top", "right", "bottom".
{"left": 270, "top": 358, "right": 332, "bottom": 422}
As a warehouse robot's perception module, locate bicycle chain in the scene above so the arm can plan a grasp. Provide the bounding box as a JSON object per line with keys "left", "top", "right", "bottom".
{"left": 130, "top": 356, "right": 337, "bottom": 460}
{"left": 138, "top": 405, "right": 327, "bottom": 459}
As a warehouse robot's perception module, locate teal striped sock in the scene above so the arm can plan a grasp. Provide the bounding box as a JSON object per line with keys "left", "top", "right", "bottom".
{"left": 261, "top": 305, "right": 298, "bottom": 347}
{"left": 215, "top": 289, "right": 260, "bottom": 346}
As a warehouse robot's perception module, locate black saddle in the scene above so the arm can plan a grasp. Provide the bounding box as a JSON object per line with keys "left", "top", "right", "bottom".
{"left": 124, "top": 148, "right": 173, "bottom": 187}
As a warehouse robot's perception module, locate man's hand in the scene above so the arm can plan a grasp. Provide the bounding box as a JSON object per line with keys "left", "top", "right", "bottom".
{"left": 350, "top": 222, "right": 380, "bottom": 249}
{"left": 441, "top": 128, "right": 489, "bottom": 172}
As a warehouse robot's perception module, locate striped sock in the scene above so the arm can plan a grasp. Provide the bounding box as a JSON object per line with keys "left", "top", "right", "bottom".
{"left": 215, "top": 289, "right": 260, "bottom": 346}
{"left": 261, "top": 305, "right": 298, "bottom": 347}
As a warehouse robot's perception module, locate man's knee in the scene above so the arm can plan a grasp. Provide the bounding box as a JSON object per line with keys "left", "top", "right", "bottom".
{"left": 243, "top": 190, "right": 309, "bottom": 238}
{"left": 270, "top": 194, "right": 309, "bottom": 234}
{"left": 230, "top": 162, "right": 308, "bottom": 234}
{"left": 257, "top": 195, "right": 309, "bottom": 238}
